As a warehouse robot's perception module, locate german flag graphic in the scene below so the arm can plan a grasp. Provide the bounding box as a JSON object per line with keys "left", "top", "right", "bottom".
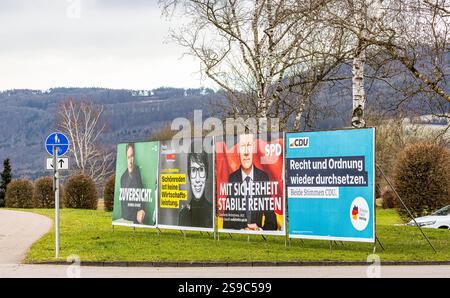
{"left": 352, "top": 205, "right": 359, "bottom": 220}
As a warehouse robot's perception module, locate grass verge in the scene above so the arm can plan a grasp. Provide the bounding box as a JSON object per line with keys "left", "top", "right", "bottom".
{"left": 21, "top": 208, "right": 450, "bottom": 263}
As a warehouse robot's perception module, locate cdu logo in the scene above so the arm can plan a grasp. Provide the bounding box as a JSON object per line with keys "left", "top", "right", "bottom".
{"left": 289, "top": 137, "right": 309, "bottom": 149}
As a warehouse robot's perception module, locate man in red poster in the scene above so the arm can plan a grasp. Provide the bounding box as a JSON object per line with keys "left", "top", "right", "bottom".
{"left": 223, "top": 134, "right": 277, "bottom": 231}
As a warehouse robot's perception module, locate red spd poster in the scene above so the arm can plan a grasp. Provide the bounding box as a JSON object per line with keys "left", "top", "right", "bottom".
{"left": 215, "top": 133, "right": 285, "bottom": 235}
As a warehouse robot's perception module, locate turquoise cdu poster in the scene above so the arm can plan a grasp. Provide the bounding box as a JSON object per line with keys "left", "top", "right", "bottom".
{"left": 286, "top": 128, "right": 375, "bottom": 242}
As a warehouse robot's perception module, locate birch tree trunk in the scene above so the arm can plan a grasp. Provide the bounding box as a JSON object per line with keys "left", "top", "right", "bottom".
{"left": 293, "top": 102, "right": 306, "bottom": 132}
{"left": 351, "top": 45, "right": 366, "bottom": 128}
{"left": 351, "top": 0, "right": 370, "bottom": 129}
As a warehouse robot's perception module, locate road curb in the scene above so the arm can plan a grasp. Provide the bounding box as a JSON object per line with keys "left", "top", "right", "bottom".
{"left": 28, "top": 260, "right": 450, "bottom": 267}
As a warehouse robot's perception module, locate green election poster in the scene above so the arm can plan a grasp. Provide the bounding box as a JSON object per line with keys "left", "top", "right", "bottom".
{"left": 112, "top": 141, "right": 160, "bottom": 227}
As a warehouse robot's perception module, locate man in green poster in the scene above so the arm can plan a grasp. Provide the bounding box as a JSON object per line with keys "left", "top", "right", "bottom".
{"left": 120, "top": 143, "right": 147, "bottom": 224}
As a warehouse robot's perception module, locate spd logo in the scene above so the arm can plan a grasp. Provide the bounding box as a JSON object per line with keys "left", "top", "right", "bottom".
{"left": 289, "top": 137, "right": 309, "bottom": 149}
{"left": 264, "top": 143, "right": 282, "bottom": 156}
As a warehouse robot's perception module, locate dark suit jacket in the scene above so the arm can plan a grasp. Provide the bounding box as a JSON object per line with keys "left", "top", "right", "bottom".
{"left": 178, "top": 194, "right": 213, "bottom": 228}
{"left": 120, "top": 165, "right": 147, "bottom": 224}
{"left": 223, "top": 165, "right": 277, "bottom": 230}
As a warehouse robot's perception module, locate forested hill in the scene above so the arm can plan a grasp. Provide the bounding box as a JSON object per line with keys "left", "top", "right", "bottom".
{"left": 0, "top": 87, "right": 220, "bottom": 179}
{"left": 0, "top": 83, "right": 448, "bottom": 180}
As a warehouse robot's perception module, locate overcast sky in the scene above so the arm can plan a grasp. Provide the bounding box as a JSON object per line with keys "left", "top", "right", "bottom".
{"left": 0, "top": 0, "right": 209, "bottom": 91}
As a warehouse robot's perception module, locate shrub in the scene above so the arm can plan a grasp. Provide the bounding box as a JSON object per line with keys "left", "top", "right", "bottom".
{"left": 381, "top": 189, "right": 396, "bottom": 209}
{"left": 33, "top": 176, "right": 64, "bottom": 208}
{"left": 64, "top": 174, "right": 98, "bottom": 209}
{"left": 392, "top": 142, "right": 450, "bottom": 221}
{"left": 5, "top": 179, "right": 34, "bottom": 208}
{"left": 103, "top": 175, "right": 115, "bottom": 212}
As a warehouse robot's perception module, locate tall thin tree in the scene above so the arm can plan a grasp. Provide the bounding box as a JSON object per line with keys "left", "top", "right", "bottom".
{"left": 0, "top": 158, "right": 12, "bottom": 207}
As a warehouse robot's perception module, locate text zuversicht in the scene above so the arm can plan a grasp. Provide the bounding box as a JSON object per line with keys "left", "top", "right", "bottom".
{"left": 119, "top": 188, "right": 152, "bottom": 202}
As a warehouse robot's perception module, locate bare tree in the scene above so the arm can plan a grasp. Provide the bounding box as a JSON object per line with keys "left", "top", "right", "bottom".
{"left": 162, "top": 0, "right": 449, "bottom": 130}
{"left": 319, "top": 0, "right": 392, "bottom": 128}
{"left": 323, "top": 0, "right": 450, "bottom": 126}
{"left": 374, "top": 0, "right": 450, "bottom": 128}
{"left": 161, "top": 0, "right": 350, "bottom": 131}
{"left": 57, "top": 98, "right": 115, "bottom": 184}
{"left": 377, "top": 0, "right": 450, "bottom": 102}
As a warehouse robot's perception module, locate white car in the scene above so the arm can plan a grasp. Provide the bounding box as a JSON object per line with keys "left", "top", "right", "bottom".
{"left": 408, "top": 205, "right": 450, "bottom": 229}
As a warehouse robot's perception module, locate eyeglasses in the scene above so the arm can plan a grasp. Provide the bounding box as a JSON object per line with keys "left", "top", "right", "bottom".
{"left": 190, "top": 166, "right": 206, "bottom": 178}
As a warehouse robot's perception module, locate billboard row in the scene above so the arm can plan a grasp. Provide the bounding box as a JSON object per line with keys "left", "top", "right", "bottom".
{"left": 112, "top": 129, "right": 374, "bottom": 242}
{"left": 286, "top": 128, "right": 375, "bottom": 242}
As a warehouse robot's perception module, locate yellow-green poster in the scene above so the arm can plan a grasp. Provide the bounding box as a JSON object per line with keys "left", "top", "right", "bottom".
{"left": 158, "top": 138, "right": 214, "bottom": 231}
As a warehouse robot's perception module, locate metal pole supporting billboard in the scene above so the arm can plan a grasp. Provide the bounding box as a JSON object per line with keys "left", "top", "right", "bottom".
{"left": 283, "top": 131, "right": 288, "bottom": 247}
{"left": 213, "top": 135, "right": 217, "bottom": 241}
{"left": 376, "top": 164, "right": 436, "bottom": 253}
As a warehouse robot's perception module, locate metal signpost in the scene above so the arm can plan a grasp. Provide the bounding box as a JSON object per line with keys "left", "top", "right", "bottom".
{"left": 45, "top": 132, "right": 69, "bottom": 258}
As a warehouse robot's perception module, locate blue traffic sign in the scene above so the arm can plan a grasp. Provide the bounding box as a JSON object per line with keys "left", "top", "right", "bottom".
{"left": 45, "top": 132, "right": 70, "bottom": 156}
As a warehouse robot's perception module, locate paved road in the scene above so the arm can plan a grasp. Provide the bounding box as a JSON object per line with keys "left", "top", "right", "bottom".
{"left": 0, "top": 209, "right": 52, "bottom": 264}
{"left": 1, "top": 264, "right": 450, "bottom": 278}
{"left": 1, "top": 209, "right": 449, "bottom": 278}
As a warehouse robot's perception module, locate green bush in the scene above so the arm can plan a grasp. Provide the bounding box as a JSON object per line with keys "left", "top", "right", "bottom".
{"left": 103, "top": 175, "right": 115, "bottom": 212}
{"left": 392, "top": 142, "right": 450, "bottom": 221}
{"left": 33, "top": 176, "right": 64, "bottom": 208}
{"left": 64, "top": 174, "right": 98, "bottom": 209}
{"left": 381, "top": 189, "right": 396, "bottom": 209}
{"left": 5, "top": 179, "right": 34, "bottom": 208}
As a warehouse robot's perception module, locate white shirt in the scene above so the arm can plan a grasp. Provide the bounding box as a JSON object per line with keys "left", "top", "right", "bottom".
{"left": 241, "top": 166, "right": 254, "bottom": 197}
{"left": 241, "top": 166, "right": 254, "bottom": 183}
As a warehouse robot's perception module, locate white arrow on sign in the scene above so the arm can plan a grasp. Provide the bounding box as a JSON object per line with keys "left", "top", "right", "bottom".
{"left": 46, "top": 157, "right": 69, "bottom": 170}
